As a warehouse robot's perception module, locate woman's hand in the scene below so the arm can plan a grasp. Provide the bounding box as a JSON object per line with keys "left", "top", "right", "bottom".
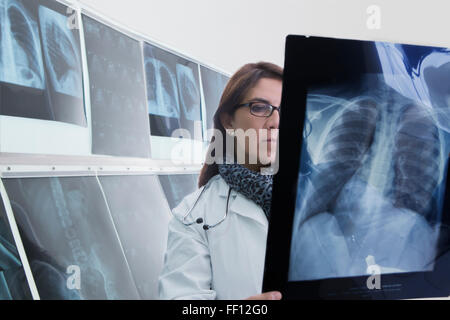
{"left": 245, "top": 291, "right": 282, "bottom": 300}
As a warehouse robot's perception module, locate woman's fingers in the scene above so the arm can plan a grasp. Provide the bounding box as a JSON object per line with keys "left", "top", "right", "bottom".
{"left": 245, "top": 291, "right": 282, "bottom": 300}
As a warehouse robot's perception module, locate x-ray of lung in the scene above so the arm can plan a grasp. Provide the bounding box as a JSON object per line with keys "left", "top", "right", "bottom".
{"left": 200, "top": 65, "right": 229, "bottom": 132}
{"left": 98, "top": 175, "right": 171, "bottom": 299}
{"left": 0, "top": 0, "right": 86, "bottom": 127}
{"left": 144, "top": 42, "right": 202, "bottom": 139}
{"left": 176, "top": 63, "right": 201, "bottom": 121}
{"left": 0, "top": 0, "right": 45, "bottom": 89}
{"left": 83, "top": 14, "right": 151, "bottom": 158}
{"left": 289, "top": 41, "right": 450, "bottom": 282}
{"left": 3, "top": 177, "right": 141, "bottom": 300}
{"left": 0, "top": 193, "right": 32, "bottom": 300}
{"left": 38, "top": 5, "right": 82, "bottom": 98}
{"left": 158, "top": 174, "right": 199, "bottom": 210}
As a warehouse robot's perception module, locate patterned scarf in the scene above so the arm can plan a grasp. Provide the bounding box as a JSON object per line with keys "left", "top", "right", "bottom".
{"left": 218, "top": 163, "right": 273, "bottom": 218}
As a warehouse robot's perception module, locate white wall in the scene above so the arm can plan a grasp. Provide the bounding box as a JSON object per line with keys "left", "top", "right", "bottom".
{"left": 78, "top": 0, "right": 450, "bottom": 75}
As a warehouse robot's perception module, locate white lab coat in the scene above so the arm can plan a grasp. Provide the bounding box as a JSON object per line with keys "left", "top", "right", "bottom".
{"left": 158, "top": 174, "right": 268, "bottom": 300}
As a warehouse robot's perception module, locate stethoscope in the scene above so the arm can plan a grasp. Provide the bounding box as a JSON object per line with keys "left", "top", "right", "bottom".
{"left": 179, "top": 185, "right": 233, "bottom": 231}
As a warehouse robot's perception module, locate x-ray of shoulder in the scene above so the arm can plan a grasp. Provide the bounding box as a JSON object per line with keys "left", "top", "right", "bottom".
{"left": 158, "top": 174, "right": 199, "bottom": 210}
{"left": 0, "top": 193, "right": 33, "bottom": 300}
{"left": 200, "top": 65, "right": 229, "bottom": 132}
{"left": 98, "top": 175, "right": 171, "bottom": 299}
{"left": 83, "top": 14, "right": 150, "bottom": 158}
{"left": 0, "top": 0, "right": 45, "bottom": 89}
{"left": 3, "top": 177, "right": 141, "bottom": 300}
{"left": 38, "top": 5, "right": 82, "bottom": 98}
{"left": 289, "top": 42, "right": 450, "bottom": 282}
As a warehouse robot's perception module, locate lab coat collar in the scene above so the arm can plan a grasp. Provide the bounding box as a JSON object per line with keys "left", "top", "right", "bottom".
{"left": 217, "top": 176, "right": 268, "bottom": 227}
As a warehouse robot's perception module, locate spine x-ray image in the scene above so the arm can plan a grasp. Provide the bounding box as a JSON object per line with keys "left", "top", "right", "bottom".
{"left": 176, "top": 63, "right": 201, "bottom": 121}
{"left": 289, "top": 42, "right": 450, "bottom": 282}
{"left": 83, "top": 14, "right": 151, "bottom": 158}
{"left": 0, "top": 0, "right": 45, "bottom": 89}
{"left": 38, "top": 5, "right": 82, "bottom": 98}
{"left": 98, "top": 175, "right": 171, "bottom": 299}
{"left": 3, "top": 176, "right": 143, "bottom": 300}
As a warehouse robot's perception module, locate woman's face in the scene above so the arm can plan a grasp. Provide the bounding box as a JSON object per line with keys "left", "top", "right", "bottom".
{"left": 224, "top": 77, "right": 282, "bottom": 169}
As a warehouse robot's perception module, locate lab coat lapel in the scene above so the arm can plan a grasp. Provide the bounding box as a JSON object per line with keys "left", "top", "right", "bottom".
{"left": 218, "top": 178, "right": 268, "bottom": 227}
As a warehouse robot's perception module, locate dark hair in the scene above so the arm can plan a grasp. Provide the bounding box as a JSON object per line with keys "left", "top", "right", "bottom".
{"left": 198, "top": 62, "right": 283, "bottom": 187}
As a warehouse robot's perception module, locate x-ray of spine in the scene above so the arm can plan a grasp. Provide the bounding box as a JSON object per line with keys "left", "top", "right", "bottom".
{"left": 98, "top": 175, "right": 171, "bottom": 299}
{"left": 176, "top": 63, "right": 201, "bottom": 121}
{"left": 0, "top": 0, "right": 45, "bottom": 89}
{"left": 3, "top": 177, "right": 141, "bottom": 300}
{"left": 83, "top": 14, "right": 151, "bottom": 158}
{"left": 145, "top": 56, "right": 180, "bottom": 118}
{"left": 0, "top": 194, "right": 33, "bottom": 300}
{"left": 290, "top": 73, "right": 449, "bottom": 281}
{"left": 38, "top": 5, "right": 82, "bottom": 98}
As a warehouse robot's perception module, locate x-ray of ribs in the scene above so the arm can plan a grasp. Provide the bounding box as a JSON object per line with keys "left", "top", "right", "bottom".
{"left": 300, "top": 97, "right": 379, "bottom": 224}
{"left": 393, "top": 103, "right": 441, "bottom": 218}
{"left": 299, "top": 92, "right": 442, "bottom": 228}
{"left": 0, "top": 0, "right": 45, "bottom": 89}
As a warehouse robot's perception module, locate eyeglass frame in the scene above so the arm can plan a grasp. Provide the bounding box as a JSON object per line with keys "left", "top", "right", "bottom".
{"left": 234, "top": 100, "right": 281, "bottom": 118}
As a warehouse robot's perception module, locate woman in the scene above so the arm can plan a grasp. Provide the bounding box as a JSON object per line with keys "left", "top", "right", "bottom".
{"left": 159, "top": 62, "right": 283, "bottom": 300}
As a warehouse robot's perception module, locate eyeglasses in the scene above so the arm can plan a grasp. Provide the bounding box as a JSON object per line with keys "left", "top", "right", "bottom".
{"left": 235, "top": 101, "right": 281, "bottom": 118}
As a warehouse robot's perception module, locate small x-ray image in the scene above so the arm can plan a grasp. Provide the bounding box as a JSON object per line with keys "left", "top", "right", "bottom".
{"left": 0, "top": 0, "right": 86, "bottom": 127}
{"left": 38, "top": 5, "right": 82, "bottom": 98}
{"left": 0, "top": 193, "right": 33, "bottom": 300}
{"left": 83, "top": 14, "right": 151, "bottom": 158}
{"left": 0, "top": 0, "right": 45, "bottom": 89}
{"left": 288, "top": 39, "right": 450, "bottom": 285}
{"left": 144, "top": 42, "right": 202, "bottom": 140}
{"left": 158, "top": 174, "right": 199, "bottom": 210}
{"left": 3, "top": 176, "right": 141, "bottom": 300}
{"left": 98, "top": 175, "right": 171, "bottom": 299}
{"left": 200, "top": 65, "right": 229, "bottom": 133}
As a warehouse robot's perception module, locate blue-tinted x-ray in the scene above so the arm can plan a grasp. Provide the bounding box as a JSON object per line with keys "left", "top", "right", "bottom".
{"left": 0, "top": 0, "right": 45, "bottom": 89}
{"left": 3, "top": 177, "right": 141, "bottom": 300}
{"left": 145, "top": 56, "right": 180, "bottom": 118}
{"left": 83, "top": 14, "right": 150, "bottom": 158}
{"left": 176, "top": 63, "right": 201, "bottom": 121}
{"left": 158, "top": 174, "right": 199, "bottom": 210}
{"left": 0, "top": 192, "right": 33, "bottom": 300}
{"left": 200, "top": 65, "right": 229, "bottom": 131}
{"left": 38, "top": 5, "right": 82, "bottom": 98}
{"left": 289, "top": 41, "right": 450, "bottom": 282}
{"left": 98, "top": 175, "right": 171, "bottom": 299}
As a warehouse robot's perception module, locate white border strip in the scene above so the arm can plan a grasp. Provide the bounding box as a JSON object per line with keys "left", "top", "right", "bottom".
{"left": 0, "top": 179, "right": 40, "bottom": 300}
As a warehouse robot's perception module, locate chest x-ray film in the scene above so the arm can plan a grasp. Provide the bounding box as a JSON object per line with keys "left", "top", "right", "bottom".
{"left": 0, "top": 193, "right": 32, "bottom": 300}
{"left": 158, "top": 174, "right": 199, "bottom": 210}
{"left": 83, "top": 14, "right": 151, "bottom": 158}
{"left": 200, "top": 65, "right": 229, "bottom": 135}
{"left": 98, "top": 175, "right": 171, "bottom": 299}
{"left": 144, "top": 42, "right": 202, "bottom": 140}
{"left": 265, "top": 35, "right": 450, "bottom": 299}
{"left": 3, "top": 176, "right": 141, "bottom": 300}
{"left": 0, "top": 0, "right": 86, "bottom": 126}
